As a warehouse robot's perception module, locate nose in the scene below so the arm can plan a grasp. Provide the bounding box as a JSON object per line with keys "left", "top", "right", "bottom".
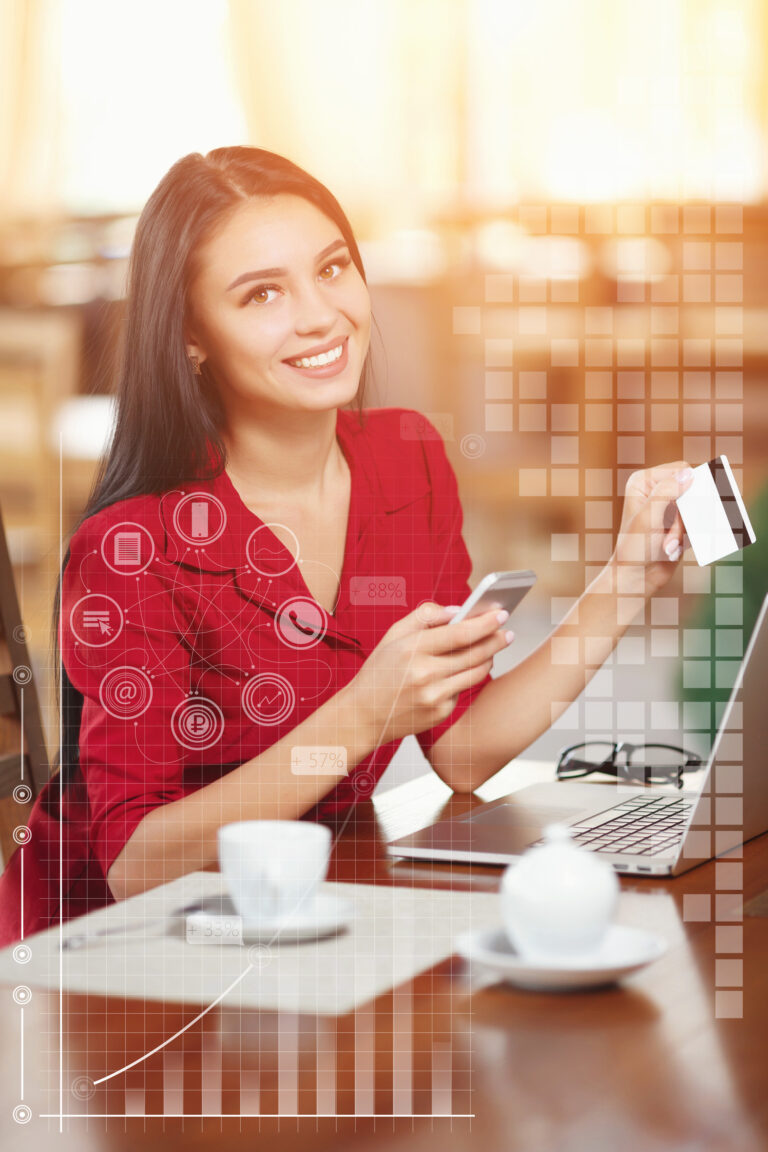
{"left": 292, "top": 277, "right": 338, "bottom": 335}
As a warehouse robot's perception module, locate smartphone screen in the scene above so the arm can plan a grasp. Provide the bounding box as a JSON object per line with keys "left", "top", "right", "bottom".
{"left": 448, "top": 570, "right": 537, "bottom": 626}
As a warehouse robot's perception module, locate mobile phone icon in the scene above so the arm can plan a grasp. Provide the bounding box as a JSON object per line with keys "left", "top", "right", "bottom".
{"left": 191, "top": 501, "right": 209, "bottom": 539}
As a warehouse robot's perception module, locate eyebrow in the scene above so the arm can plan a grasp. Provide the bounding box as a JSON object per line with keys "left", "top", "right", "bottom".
{"left": 226, "top": 239, "right": 349, "bottom": 291}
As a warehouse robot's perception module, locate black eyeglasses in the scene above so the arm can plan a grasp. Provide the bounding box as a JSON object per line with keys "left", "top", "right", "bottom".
{"left": 556, "top": 740, "right": 703, "bottom": 789}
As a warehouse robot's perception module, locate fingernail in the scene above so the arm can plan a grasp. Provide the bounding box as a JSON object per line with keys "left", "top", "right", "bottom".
{"left": 664, "top": 539, "right": 678, "bottom": 557}
{"left": 504, "top": 630, "right": 515, "bottom": 644}
{"left": 496, "top": 609, "right": 510, "bottom": 624}
{"left": 444, "top": 605, "right": 461, "bottom": 616}
{"left": 675, "top": 467, "right": 693, "bottom": 484}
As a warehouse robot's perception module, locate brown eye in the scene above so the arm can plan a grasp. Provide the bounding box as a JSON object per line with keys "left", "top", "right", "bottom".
{"left": 244, "top": 284, "right": 280, "bottom": 305}
{"left": 319, "top": 255, "right": 351, "bottom": 280}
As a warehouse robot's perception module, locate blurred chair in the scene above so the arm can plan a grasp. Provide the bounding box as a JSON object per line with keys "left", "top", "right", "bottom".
{"left": 51, "top": 391, "right": 115, "bottom": 520}
{"left": 0, "top": 306, "right": 82, "bottom": 561}
{"left": 0, "top": 306, "right": 114, "bottom": 566}
{"left": 0, "top": 504, "right": 49, "bottom": 868}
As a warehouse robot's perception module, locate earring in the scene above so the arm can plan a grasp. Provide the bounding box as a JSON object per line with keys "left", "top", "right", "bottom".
{"left": 190, "top": 355, "right": 202, "bottom": 376}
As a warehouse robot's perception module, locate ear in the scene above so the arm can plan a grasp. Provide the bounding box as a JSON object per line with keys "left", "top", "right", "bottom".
{"left": 185, "top": 339, "right": 206, "bottom": 368}
{"left": 183, "top": 311, "right": 206, "bottom": 366}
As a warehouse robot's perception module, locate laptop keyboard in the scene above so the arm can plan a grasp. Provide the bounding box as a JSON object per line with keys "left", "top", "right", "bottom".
{"left": 552, "top": 794, "right": 693, "bottom": 856}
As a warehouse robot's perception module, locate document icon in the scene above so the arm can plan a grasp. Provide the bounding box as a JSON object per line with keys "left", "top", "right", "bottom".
{"left": 113, "top": 531, "right": 142, "bottom": 566}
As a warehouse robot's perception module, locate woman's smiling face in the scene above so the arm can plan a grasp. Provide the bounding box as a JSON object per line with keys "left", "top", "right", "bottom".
{"left": 185, "top": 193, "right": 372, "bottom": 418}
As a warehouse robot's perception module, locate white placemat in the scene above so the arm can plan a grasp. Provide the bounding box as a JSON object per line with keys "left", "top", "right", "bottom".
{"left": 0, "top": 872, "right": 502, "bottom": 1015}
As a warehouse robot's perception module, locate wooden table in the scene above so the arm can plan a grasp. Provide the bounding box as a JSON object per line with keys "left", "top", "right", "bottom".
{"left": 1, "top": 760, "right": 766, "bottom": 1151}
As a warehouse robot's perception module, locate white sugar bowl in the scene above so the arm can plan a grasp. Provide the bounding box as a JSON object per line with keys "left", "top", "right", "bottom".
{"left": 500, "top": 823, "right": 619, "bottom": 962}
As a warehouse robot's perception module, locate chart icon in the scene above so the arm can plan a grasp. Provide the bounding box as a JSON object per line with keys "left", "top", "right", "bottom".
{"left": 242, "top": 673, "right": 296, "bottom": 726}
{"left": 246, "top": 523, "right": 299, "bottom": 577}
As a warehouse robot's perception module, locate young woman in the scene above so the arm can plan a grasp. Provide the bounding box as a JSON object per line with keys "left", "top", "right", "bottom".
{"left": 0, "top": 146, "right": 692, "bottom": 944}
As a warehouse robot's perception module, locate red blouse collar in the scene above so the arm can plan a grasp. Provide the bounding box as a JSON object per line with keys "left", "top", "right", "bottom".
{"left": 156, "top": 406, "right": 431, "bottom": 578}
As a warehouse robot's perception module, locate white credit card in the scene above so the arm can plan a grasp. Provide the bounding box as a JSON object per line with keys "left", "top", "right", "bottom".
{"left": 676, "top": 455, "right": 756, "bottom": 566}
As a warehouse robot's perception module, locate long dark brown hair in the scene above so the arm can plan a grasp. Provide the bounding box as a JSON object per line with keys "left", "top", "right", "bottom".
{"left": 54, "top": 145, "right": 377, "bottom": 781}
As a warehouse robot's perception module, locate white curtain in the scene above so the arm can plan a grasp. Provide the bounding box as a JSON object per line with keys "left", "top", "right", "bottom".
{"left": 1, "top": 0, "right": 246, "bottom": 222}
{"left": 228, "top": 0, "right": 768, "bottom": 214}
{"left": 0, "top": 0, "right": 64, "bottom": 223}
{"left": 464, "top": 0, "right": 768, "bottom": 203}
{"left": 1, "top": 0, "right": 767, "bottom": 228}
{"left": 227, "top": 0, "right": 469, "bottom": 232}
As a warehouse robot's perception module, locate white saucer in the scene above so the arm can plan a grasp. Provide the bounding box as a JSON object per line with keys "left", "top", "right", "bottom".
{"left": 456, "top": 925, "right": 668, "bottom": 992}
{"left": 185, "top": 893, "right": 353, "bottom": 945}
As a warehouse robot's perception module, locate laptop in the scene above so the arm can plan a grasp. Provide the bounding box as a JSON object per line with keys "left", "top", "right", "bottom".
{"left": 387, "top": 592, "right": 768, "bottom": 877}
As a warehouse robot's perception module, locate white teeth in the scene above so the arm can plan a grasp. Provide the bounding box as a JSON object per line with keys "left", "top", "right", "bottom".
{"left": 288, "top": 342, "right": 344, "bottom": 369}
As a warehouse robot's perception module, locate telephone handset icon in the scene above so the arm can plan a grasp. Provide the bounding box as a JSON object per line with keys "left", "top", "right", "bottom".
{"left": 288, "top": 610, "right": 315, "bottom": 636}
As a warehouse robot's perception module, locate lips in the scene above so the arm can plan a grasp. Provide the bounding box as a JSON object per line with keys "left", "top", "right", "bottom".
{"left": 282, "top": 336, "right": 350, "bottom": 379}
{"left": 283, "top": 336, "right": 347, "bottom": 365}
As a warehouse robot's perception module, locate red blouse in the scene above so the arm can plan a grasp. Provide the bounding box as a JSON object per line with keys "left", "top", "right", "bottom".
{"left": 0, "top": 407, "right": 490, "bottom": 944}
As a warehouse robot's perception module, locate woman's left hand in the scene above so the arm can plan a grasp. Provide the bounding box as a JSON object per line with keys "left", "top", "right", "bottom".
{"left": 610, "top": 462, "right": 695, "bottom": 597}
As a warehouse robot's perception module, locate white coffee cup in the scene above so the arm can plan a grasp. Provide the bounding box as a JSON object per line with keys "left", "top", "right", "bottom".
{"left": 217, "top": 820, "right": 332, "bottom": 921}
{"left": 500, "top": 823, "right": 619, "bottom": 962}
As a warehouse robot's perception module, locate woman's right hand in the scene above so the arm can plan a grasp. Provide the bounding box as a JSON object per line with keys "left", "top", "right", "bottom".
{"left": 345, "top": 602, "right": 514, "bottom": 745}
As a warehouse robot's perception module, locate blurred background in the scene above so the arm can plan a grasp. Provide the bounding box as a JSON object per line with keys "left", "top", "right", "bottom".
{"left": 1, "top": 0, "right": 766, "bottom": 787}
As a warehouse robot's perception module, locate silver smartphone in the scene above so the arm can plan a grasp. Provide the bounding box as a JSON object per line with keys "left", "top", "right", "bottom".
{"left": 448, "top": 569, "right": 537, "bottom": 626}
